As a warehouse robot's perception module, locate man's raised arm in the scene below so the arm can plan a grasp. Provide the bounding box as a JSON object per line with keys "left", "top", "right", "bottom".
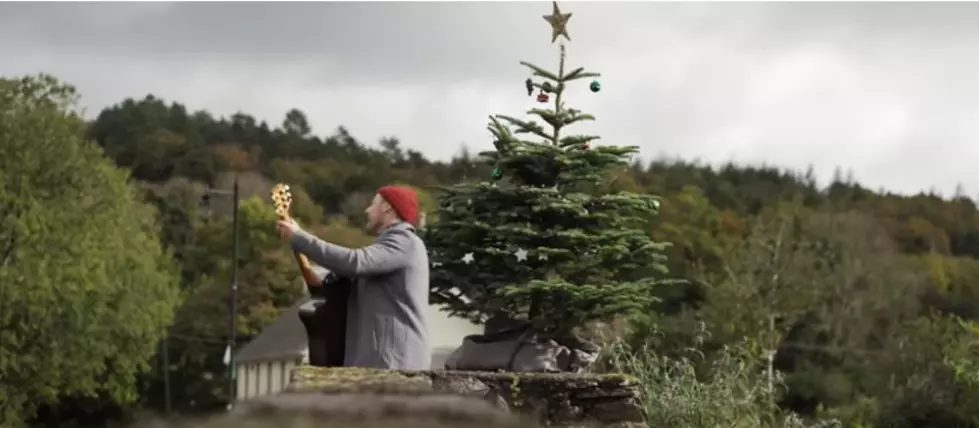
{"left": 290, "top": 229, "right": 412, "bottom": 277}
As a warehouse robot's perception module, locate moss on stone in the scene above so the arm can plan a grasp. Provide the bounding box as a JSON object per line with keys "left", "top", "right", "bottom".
{"left": 285, "top": 366, "right": 644, "bottom": 426}
{"left": 291, "top": 366, "right": 635, "bottom": 389}
{"left": 289, "top": 366, "right": 432, "bottom": 394}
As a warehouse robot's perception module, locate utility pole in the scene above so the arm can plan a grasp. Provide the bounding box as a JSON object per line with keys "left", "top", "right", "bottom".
{"left": 202, "top": 175, "right": 240, "bottom": 409}
{"left": 162, "top": 335, "right": 171, "bottom": 414}
{"left": 229, "top": 176, "right": 239, "bottom": 407}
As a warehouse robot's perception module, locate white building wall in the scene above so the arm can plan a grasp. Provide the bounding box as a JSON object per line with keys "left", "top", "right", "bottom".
{"left": 235, "top": 359, "right": 303, "bottom": 402}
{"left": 282, "top": 360, "right": 297, "bottom": 389}
{"left": 248, "top": 364, "right": 259, "bottom": 398}
{"left": 257, "top": 362, "right": 269, "bottom": 397}
{"left": 425, "top": 303, "right": 483, "bottom": 349}
{"left": 236, "top": 365, "right": 248, "bottom": 401}
{"left": 270, "top": 361, "right": 282, "bottom": 394}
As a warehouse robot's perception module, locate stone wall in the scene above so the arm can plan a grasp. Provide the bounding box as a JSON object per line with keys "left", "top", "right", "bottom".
{"left": 283, "top": 366, "right": 646, "bottom": 427}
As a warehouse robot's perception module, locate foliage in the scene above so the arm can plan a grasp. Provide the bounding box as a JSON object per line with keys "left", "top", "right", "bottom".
{"left": 7, "top": 68, "right": 979, "bottom": 426}
{"left": 0, "top": 75, "right": 181, "bottom": 426}
{"left": 949, "top": 319, "right": 979, "bottom": 388}
{"left": 599, "top": 323, "right": 839, "bottom": 428}
{"left": 424, "top": 49, "right": 673, "bottom": 338}
{"left": 652, "top": 204, "right": 979, "bottom": 426}
{"left": 844, "top": 315, "right": 979, "bottom": 428}
{"left": 143, "top": 196, "right": 306, "bottom": 413}
{"left": 701, "top": 206, "right": 925, "bottom": 352}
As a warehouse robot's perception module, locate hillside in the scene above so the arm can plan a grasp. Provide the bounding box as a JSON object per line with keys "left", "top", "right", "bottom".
{"left": 13, "top": 90, "right": 979, "bottom": 427}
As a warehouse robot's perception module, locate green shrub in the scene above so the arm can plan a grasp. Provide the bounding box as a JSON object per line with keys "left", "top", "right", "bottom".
{"left": 598, "top": 323, "right": 839, "bottom": 428}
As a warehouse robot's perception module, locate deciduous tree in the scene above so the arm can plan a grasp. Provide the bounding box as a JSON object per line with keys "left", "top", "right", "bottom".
{"left": 0, "top": 75, "right": 180, "bottom": 426}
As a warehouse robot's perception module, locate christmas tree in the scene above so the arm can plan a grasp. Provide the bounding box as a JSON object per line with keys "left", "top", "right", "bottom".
{"left": 426, "top": 1, "right": 672, "bottom": 342}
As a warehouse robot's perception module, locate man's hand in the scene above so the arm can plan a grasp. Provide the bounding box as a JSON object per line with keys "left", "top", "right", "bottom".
{"left": 277, "top": 217, "right": 301, "bottom": 242}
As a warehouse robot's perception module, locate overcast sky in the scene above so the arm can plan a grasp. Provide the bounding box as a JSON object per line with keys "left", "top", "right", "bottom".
{"left": 3, "top": 2, "right": 979, "bottom": 196}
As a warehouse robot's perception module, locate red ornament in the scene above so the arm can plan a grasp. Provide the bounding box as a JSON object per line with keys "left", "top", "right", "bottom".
{"left": 536, "top": 93, "right": 549, "bottom": 103}
{"left": 583, "top": 143, "right": 590, "bottom": 150}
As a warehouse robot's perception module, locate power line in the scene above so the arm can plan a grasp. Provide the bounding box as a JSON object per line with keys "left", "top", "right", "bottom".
{"left": 167, "top": 333, "right": 228, "bottom": 345}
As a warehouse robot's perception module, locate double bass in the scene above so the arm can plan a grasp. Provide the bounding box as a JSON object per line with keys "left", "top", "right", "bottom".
{"left": 271, "top": 184, "right": 351, "bottom": 367}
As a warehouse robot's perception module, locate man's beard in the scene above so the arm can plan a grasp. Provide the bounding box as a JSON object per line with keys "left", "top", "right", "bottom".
{"left": 364, "top": 217, "right": 380, "bottom": 235}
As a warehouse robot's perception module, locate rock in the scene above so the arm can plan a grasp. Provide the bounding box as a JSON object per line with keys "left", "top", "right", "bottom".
{"left": 590, "top": 397, "right": 646, "bottom": 423}
{"left": 230, "top": 391, "right": 526, "bottom": 427}
{"left": 550, "top": 398, "right": 585, "bottom": 424}
{"left": 282, "top": 366, "right": 645, "bottom": 427}
{"left": 287, "top": 366, "right": 433, "bottom": 394}
{"left": 444, "top": 323, "right": 600, "bottom": 374}
{"left": 432, "top": 374, "right": 490, "bottom": 396}
{"left": 156, "top": 391, "right": 528, "bottom": 428}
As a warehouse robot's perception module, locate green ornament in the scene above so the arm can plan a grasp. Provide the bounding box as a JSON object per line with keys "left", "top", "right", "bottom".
{"left": 542, "top": 81, "right": 554, "bottom": 93}
{"left": 589, "top": 80, "right": 601, "bottom": 93}
{"left": 491, "top": 167, "right": 503, "bottom": 180}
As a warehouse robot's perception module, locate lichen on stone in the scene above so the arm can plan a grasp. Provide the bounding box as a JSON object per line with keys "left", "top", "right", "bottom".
{"left": 288, "top": 366, "right": 432, "bottom": 395}
{"left": 285, "top": 366, "right": 645, "bottom": 427}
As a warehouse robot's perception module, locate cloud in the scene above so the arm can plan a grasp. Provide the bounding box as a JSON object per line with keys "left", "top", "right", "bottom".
{"left": 3, "top": 2, "right": 979, "bottom": 196}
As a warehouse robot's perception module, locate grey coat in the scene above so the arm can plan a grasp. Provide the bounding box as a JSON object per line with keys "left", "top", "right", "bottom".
{"left": 290, "top": 221, "right": 431, "bottom": 370}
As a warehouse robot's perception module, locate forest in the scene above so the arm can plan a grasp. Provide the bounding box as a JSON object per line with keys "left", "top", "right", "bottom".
{"left": 3, "top": 73, "right": 979, "bottom": 428}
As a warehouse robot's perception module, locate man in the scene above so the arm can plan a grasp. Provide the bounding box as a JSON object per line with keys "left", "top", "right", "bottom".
{"left": 277, "top": 185, "right": 431, "bottom": 370}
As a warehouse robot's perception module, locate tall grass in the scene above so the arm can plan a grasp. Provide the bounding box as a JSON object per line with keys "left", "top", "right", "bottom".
{"left": 597, "top": 322, "right": 839, "bottom": 428}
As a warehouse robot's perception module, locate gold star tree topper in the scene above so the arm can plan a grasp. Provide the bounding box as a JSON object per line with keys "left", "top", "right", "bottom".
{"left": 543, "top": 1, "right": 572, "bottom": 43}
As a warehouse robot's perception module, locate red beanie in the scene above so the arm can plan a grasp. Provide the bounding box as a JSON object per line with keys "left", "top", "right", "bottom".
{"left": 377, "top": 185, "right": 419, "bottom": 225}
